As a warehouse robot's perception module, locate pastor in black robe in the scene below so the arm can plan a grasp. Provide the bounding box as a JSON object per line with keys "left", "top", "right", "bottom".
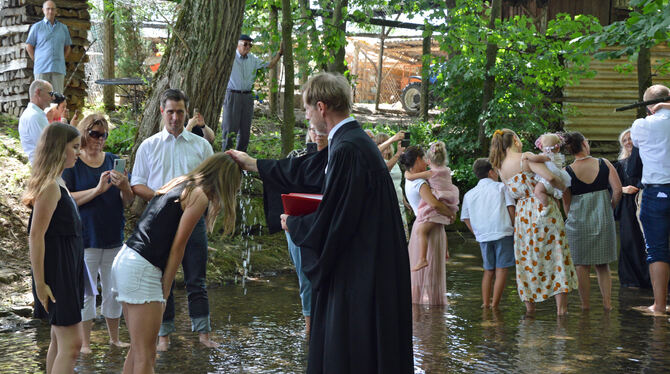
{"left": 287, "top": 120, "right": 413, "bottom": 374}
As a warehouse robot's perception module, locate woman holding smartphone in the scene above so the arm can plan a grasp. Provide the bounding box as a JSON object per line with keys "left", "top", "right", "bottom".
{"left": 61, "top": 113, "right": 134, "bottom": 353}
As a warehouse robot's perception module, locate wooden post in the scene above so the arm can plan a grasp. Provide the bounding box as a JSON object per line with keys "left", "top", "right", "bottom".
{"left": 478, "top": 0, "right": 502, "bottom": 154}
{"left": 637, "top": 46, "right": 652, "bottom": 119}
{"left": 269, "top": 3, "right": 279, "bottom": 117}
{"left": 280, "top": 0, "right": 295, "bottom": 157}
{"left": 102, "top": 0, "right": 115, "bottom": 111}
{"left": 420, "top": 32, "right": 431, "bottom": 121}
{"left": 374, "top": 25, "right": 385, "bottom": 111}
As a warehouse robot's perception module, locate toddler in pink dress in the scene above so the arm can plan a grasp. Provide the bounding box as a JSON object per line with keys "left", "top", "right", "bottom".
{"left": 405, "top": 141, "right": 459, "bottom": 271}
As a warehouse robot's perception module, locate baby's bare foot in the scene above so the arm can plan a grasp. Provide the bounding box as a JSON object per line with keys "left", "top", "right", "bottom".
{"left": 411, "top": 259, "right": 428, "bottom": 272}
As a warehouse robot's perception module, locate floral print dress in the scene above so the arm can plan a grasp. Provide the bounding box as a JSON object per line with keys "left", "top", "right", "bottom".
{"left": 505, "top": 172, "right": 577, "bottom": 302}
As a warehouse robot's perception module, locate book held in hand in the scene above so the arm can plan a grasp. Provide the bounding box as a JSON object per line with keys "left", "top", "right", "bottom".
{"left": 281, "top": 193, "right": 323, "bottom": 216}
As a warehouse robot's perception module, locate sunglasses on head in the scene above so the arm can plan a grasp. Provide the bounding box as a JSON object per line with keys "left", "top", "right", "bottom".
{"left": 88, "top": 130, "right": 108, "bottom": 140}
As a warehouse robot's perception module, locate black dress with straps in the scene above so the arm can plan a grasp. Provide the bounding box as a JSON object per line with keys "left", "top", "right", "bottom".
{"left": 29, "top": 185, "right": 85, "bottom": 326}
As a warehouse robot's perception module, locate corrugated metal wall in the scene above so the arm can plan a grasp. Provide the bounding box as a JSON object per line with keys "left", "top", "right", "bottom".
{"left": 563, "top": 44, "right": 670, "bottom": 141}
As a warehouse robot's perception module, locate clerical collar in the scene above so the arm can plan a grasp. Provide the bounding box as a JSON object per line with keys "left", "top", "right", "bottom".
{"left": 327, "top": 117, "right": 356, "bottom": 144}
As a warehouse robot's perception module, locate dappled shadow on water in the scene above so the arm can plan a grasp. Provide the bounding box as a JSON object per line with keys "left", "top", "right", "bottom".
{"left": 1, "top": 239, "right": 669, "bottom": 373}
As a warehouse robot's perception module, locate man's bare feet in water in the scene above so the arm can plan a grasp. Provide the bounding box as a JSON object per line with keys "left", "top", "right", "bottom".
{"left": 157, "top": 336, "right": 170, "bottom": 352}
{"left": 80, "top": 345, "right": 92, "bottom": 354}
{"left": 412, "top": 259, "right": 428, "bottom": 272}
{"left": 647, "top": 304, "right": 670, "bottom": 315}
{"left": 199, "top": 332, "right": 220, "bottom": 348}
{"left": 110, "top": 339, "right": 130, "bottom": 348}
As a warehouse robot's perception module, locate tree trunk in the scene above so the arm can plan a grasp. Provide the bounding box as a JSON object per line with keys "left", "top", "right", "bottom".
{"left": 420, "top": 33, "right": 431, "bottom": 121}
{"left": 130, "top": 0, "right": 245, "bottom": 167}
{"left": 325, "top": 0, "right": 348, "bottom": 73}
{"left": 297, "top": 0, "right": 315, "bottom": 85}
{"left": 269, "top": 3, "right": 280, "bottom": 116}
{"left": 637, "top": 45, "right": 652, "bottom": 119}
{"left": 478, "top": 0, "right": 502, "bottom": 154}
{"left": 102, "top": 0, "right": 115, "bottom": 111}
{"left": 374, "top": 25, "right": 385, "bottom": 111}
{"left": 281, "top": 0, "right": 295, "bottom": 157}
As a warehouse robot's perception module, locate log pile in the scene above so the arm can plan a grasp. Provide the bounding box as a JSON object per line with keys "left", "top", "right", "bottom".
{"left": 0, "top": 0, "right": 90, "bottom": 117}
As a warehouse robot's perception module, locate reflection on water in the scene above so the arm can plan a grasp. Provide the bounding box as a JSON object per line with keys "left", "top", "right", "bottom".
{"left": 1, "top": 238, "right": 669, "bottom": 373}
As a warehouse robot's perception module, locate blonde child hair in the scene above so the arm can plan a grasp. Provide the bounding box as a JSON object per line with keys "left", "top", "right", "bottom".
{"left": 426, "top": 141, "right": 448, "bottom": 167}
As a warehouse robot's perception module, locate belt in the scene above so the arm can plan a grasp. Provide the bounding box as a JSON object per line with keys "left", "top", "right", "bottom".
{"left": 228, "top": 89, "right": 252, "bottom": 94}
{"left": 644, "top": 183, "right": 670, "bottom": 188}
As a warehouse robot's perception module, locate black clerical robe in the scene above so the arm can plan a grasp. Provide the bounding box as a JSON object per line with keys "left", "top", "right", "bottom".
{"left": 257, "top": 148, "right": 328, "bottom": 233}
{"left": 287, "top": 120, "right": 413, "bottom": 374}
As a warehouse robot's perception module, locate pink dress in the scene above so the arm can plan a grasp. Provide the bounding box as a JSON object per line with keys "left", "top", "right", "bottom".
{"left": 415, "top": 166, "right": 459, "bottom": 225}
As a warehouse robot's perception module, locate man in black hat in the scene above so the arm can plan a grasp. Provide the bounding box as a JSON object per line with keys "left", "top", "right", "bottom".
{"left": 221, "top": 34, "right": 282, "bottom": 151}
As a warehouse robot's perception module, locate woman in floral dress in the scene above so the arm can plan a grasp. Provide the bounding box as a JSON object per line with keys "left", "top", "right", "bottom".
{"left": 489, "top": 128, "right": 577, "bottom": 315}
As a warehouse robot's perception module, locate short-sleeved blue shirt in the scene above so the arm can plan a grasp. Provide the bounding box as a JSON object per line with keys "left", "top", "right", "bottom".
{"left": 25, "top": 18, "right": 72, "bottom": 75}
{"left": 62, "top": 153, "right": 126, "bottom": 249}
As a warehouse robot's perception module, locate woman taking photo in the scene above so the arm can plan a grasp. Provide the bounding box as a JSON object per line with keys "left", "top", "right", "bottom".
{"left": 613, "top": 129, "right": 651, "bottom": 289}
{"left": 62, "top": 114, "right": 134, "bottom": 353}
{"left": 23, "top": 122, "right": 83, "bottom": 373}
{"left": 489, "top": 128, "right": 576, "bottom": 315}
{"left": 562, "top": 131, "right": 622, "bottom": 310}
{"left": 373, "top": 132, "right": 408, "bottom": 237}
{"left": 111, "top": 153, "right": 241, "bottom": 373}
{"left": 399, "top": 146, "right": 454, "bottom": 305}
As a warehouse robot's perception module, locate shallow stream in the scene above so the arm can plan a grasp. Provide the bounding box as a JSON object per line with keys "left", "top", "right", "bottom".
{"left": 0, "top": 237, "right": 668, "bottom": 373}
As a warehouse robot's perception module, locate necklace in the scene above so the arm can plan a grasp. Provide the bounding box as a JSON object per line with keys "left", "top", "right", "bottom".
{"left": 574, "top": 155, "right": 592, "bottom": 161}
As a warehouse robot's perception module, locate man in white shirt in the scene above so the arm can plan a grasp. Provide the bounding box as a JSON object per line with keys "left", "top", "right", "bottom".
{"left": 461, "top": 158, "right": 516, "bottom": 309}
{"left": 630, "top": 84, "right": 670, "bottom": 314}
{"left": 221, "top": 34, "right": 282, "bottom": 151}
{"left": 131, "top": 89, "right": 216, "bottom": 349}
{"left": 19, "top": 79, "right": 53, "bottom": 164}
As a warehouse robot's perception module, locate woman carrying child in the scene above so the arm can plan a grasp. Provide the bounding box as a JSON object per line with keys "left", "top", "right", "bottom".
{"left": 400, "top": 145, "right": 456, "bottom": 305}
{"left": 404, "top": 141, "right": 459, "bottom": 272}
{"left": 23, "top": 122, "right": 84, "bottom": 373}
{"left": 489, "top": 128, "right": 577, "bottom": 315}
{"left": 111, "top": 153, "right": 241, "bottom": 373}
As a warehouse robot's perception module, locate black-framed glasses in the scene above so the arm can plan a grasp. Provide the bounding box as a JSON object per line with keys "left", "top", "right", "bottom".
{"left": 241, "top": 42, "right": 252, "bottom": 47}
{"left": 88, "top": 130, "right": 108, "bottom": 140}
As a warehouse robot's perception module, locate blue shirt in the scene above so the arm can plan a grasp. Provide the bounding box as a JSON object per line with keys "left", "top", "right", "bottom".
{"left": 62, "top": 153, "right": 126, "bottom": 249}
{"left": 25, "top": 18, "right": 72, "bottom": 75}
{"left": 227, "top": 50, "right": 268, "bottom": 91}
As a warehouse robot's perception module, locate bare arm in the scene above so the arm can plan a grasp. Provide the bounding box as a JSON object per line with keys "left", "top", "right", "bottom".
{"left": 507, "top": 205, "right": 515, "bottom": 223}
{"left": 70, "top": 171, "right": 112, "bottom": 206}
{"left": 385, "top": 144, "right": 405, "bottom": 171}
{"left": 528, "top": 160, "right": 565, "bottom": 191}
{"left": 419, "top": 183, "right": 454, "bottom": 220}
{"left": 405, "top": 170, "right": 433, "bottom": 181}
{"left": 522, "top": 152, "right": 550, "bottom": 163}
{"left": 201, "top": 125, "right": 215, "bottom": 144}
{"left": 267, "top": 43, "right": 283, "bottom": 70}
{"left": 26, "top": 44, "right": 35, "bottom": 60}
{"left": 562, "top": 188, "right": 572, "bottom": 215}
{"left": 605, "top": 159, "right": 622, "bottom": 209}
{"left": 378, "top": 131, "right": 405, "bottom": 153}
{"left": 131, "top": 184, "right": 155, "bottom": 202}
{"left": 109, "top": 170, "right": 134, "bottom": 207}
{"left": 64, "top": 45, "right": 71, "bottom": 59}
{"left": 161, "top": 189, "right": 209, "bottom": 299}
{"left": 463, "top": 218, "right": 474, "bottom": 234}
{"left": 186, "top": 114, "right": 215, "bottom": 144}
{"left": 29, "top": 182, "right": 60, "bottom": 312}
{"left": 226, "top": 150, "right": 258, "bottom": 172}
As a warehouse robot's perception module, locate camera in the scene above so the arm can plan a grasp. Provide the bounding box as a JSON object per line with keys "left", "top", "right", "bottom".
{"left": 401, "top": 132, "right": 411, "bottom": 147}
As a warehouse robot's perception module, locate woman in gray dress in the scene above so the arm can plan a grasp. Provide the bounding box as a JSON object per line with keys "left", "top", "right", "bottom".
{"left": 562, "top": 131, "right": 622, "bottom": 310}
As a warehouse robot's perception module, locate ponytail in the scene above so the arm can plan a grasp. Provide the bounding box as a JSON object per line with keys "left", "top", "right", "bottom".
{"left": 488, "top": 128, "right": 516, "bottom": 169}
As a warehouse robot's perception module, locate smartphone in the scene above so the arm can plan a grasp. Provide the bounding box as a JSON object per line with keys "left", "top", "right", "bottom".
{"left": 113, "top": 158, "right": 126, "bottom": 173}
{"left": 401, "top": 132, "right": 411, "bottom": 147}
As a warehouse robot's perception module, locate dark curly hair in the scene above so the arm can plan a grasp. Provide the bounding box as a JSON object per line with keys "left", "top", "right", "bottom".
{"left": 562, "top": 131, "right": 586, "bottom": 155}
{"left": 398, "top": 146, "right": 425, "bottom": 170}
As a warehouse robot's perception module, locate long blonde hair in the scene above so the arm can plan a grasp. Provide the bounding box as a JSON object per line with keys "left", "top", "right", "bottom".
{"left": 618, "top": 128, "right": 632, "bottom": 160}
{"left": 488, "top": 128, "right": 517, "bottom": 169}
{"left": 427, "top": 140, "right": 448, "bottom": 166}
{"left": 156, "top": 153, "right": 241, "bottom": 235}
{"left": 22, "top": 122, "right": 80, "bottom": 208}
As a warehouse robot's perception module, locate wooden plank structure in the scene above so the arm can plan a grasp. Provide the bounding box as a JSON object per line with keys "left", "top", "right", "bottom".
{"left": 563, "top": 44, "right": 670, "bottom": 141}
{"left": 0, "top": 0, "right": 90, "bottom": 117}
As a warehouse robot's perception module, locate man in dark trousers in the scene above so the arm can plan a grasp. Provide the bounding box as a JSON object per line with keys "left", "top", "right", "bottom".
{"left": 229, "top": 72, "right": 413, "bottom": 373}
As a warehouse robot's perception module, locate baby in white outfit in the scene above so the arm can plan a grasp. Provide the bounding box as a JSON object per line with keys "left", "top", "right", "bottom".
{"left": 524, "top": 133, "right": 571, "bottom": 215}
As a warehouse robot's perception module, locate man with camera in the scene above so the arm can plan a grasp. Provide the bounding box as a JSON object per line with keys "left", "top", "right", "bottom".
{"left": 19, "top": 79, "right": 53, "bottom": 164}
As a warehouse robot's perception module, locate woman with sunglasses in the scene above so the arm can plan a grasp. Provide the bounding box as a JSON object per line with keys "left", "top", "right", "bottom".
{"left": 61, "top": 113, "right": 134, "bottom": 353}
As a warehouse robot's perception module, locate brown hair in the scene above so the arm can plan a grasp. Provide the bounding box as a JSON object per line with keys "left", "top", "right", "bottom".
{"left": 473, "top": 158, "right": 493, "bottom": 179}
{"left": 156, "top": 153, "right": 241, "bottom": 235}
{"left": 398, "top": 146, "right": 424, "bottom": 170}
{"left": 373, "top": 132, "right": 392, "bottom": 160}
{"left": 23, "top": 123, "right": 80, "bottom": 207}
{"left": 562, "top": 131, "right": 585, "bottom": 155}
{"left": 488, "top": 128, "right": 517, "bottom": 169}
{"left": 302, "top": 72, "right": 352, "bottom": 114}
{"left": 77, "top": 113, "right": 109, "bottom": 149}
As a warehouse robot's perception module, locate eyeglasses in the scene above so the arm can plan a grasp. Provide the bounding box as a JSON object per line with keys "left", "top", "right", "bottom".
{"left": 88, "top": 130, "right": 108, "bottom": 140}
{"left": 241, "top": 42, "right": 252, "bottom": 47}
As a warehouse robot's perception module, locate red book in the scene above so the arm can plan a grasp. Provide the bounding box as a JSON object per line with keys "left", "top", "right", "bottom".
{"left": 281, "top": 193, "right": 323, "bottom": 216}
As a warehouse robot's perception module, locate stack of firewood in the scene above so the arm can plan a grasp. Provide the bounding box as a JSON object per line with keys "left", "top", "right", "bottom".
{"left": 0, "top": 0, "right": 89, "bottom": 117}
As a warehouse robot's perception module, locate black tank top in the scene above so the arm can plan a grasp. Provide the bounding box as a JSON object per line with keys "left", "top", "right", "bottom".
{"left": 566, "top": 158, "right": 609, "bottom": 196}
{"left": 126, "top": 184, "right": 185, "bottom": 271}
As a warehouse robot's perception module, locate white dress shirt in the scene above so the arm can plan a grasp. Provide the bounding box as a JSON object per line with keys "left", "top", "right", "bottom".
{"left": 131, "top": 128, "right": 213, "bottom": 191}
{"left": 227, "top": 50, "right": 268, "bottom": 91}
{"left": 631, "top": 108, "right": 670, "bottom": 184}
{"left": 460, "top": 178, "right": 515, "bottom": 242}
{"left": 19, "top": 102, "right": 49, "bottom": 164}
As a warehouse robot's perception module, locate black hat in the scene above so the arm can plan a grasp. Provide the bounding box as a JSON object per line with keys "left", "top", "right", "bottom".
{"left": 239, "top": 34, "right": 253, "bottom": 42}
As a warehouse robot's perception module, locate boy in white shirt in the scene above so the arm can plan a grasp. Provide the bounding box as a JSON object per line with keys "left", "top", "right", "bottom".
{"left": 461, "top": 158, "right": 516, "bottom": 309}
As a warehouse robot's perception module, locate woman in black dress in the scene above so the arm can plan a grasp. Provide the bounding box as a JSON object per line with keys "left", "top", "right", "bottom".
{"left": 22, "top": 122, "right": 83, "bottom": 373}
{"left": 614, "top": 129, "right": 651, "bottom": 288}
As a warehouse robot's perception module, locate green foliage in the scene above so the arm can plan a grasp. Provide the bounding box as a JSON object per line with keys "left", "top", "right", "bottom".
{"left": 116, "top": 5, "right": 152, "bottom": 79}
{"left": 105, "top": 118, "right": 138, "bottom": 156}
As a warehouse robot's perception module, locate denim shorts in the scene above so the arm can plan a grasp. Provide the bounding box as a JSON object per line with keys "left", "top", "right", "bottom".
{"left": 111, "top": 245, "right": 165, "bottom": 304}
{"left": 479, "top": 236, "right": 515, "bottom": 270}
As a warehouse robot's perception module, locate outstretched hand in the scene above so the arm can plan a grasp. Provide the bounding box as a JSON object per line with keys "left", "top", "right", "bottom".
{"left": 226, "top": 150, "right": 258, "bottom": 172}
